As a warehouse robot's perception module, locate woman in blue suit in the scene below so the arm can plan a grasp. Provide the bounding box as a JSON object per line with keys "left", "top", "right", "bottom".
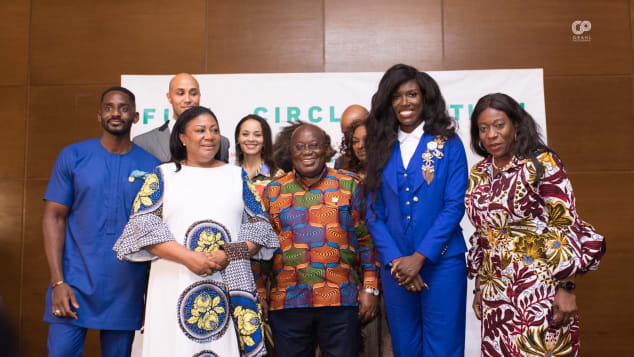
{"left": 364, "top": 64, "right": 468, "bottom": 356}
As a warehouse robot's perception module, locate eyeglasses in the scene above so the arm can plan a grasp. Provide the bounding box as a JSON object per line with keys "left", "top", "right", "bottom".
{"left": 293, "top": 142, "right": 324, "bottom": 153}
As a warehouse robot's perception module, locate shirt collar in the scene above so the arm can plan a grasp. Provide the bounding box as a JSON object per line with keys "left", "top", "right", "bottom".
{"left": 397, "top": 121, "right": 424, "bottom": 143}
{"left": 251, "top": 162, "right": 271, "bottom": 178}
{"left": 168, "top": 118, "right": 176, "bottom": 133}
{"left": 293, "top": 166, "right": 329, "bottom": 189}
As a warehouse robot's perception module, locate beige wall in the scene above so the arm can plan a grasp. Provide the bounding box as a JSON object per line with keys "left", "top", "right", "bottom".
{"left": 1, "top": 0, "right": 632, "bottom": 355}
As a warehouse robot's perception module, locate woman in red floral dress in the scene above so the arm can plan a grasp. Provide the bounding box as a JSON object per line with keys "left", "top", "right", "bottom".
{"left": 465, "top": 93, "right": 606, "bottom": 357}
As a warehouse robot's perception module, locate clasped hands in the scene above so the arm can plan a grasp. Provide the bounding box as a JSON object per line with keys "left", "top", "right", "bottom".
{"left": 391, "top": 252, "right": 428, "bottom": 293}
{"left": 185, "top": 250, "right": 229, "bottom": 276}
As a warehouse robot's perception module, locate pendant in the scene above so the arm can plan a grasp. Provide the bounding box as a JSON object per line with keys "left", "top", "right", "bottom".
{"left": 422, "top": 164, "right": 434, "bottom": 185}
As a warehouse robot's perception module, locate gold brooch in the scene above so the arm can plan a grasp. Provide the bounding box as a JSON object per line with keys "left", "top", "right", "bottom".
{"left": 421, "top": 136, "right": 447, "bottom": 185}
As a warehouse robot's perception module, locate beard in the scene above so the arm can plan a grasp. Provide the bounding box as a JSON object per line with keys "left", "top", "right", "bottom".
{"left": 102, "top": 118, "right": 133, "bottom": 136}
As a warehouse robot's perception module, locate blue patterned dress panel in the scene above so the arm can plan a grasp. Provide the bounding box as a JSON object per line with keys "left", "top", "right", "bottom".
{"left": 184, "top": 220, "right": 230, "bottom": 252}
{"left": 177, "top": 280, "right": 230, "bottom": 343}
{"left": 230, "top": 290, "right": 265, "bottom": 355}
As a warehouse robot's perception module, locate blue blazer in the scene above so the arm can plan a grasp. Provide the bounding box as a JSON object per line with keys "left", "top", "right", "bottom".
{"left": 366, "top": 134, "right": 468, "bottom": 265}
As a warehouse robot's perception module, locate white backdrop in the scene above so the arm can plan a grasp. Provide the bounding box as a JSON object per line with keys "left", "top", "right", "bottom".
{"left": 122, "top": 69, "right": 546, "bottom": 356}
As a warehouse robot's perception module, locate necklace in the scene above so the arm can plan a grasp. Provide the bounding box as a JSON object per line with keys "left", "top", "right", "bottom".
{"left": 492, "top": 156, "right": 512, "bottom": 171}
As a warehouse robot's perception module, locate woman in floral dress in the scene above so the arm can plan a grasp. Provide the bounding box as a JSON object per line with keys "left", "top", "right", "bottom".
{"left": 466, "top": 93, "right": 605, "bottom": 356}
{"left": 114, "top": 106, "right": 279, "bottom": 357}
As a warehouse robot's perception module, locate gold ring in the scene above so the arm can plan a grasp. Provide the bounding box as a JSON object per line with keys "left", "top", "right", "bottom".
{"left": 54, "top": 310, "right": 61, "bottom": 316}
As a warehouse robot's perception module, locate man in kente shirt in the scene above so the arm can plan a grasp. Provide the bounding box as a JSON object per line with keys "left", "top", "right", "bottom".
{"left": 262, "top": 123, "right": 380, "bottom": 357}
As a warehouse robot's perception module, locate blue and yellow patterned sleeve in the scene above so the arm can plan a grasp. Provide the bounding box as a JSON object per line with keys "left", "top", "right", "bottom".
{"left": 238, "top": 169, "right": 280, "bottom": 260}
{"left": 242, "top": 169, "right": 267, "bottom": 218}
{"left": 113, "top": 166, "right": 176, "bottom": 261}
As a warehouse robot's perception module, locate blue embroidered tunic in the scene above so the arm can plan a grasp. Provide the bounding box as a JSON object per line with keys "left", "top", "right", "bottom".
{"left": 42, "top": 138, "right": 159, "bottom": 330}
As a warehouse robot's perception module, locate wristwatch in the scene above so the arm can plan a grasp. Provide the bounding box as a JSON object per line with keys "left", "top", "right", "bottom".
{"left": 362, "top": 288, "right": 380, "bottom": 296}
{"left": 556, "top": 281, "right": 576, "bottom": 292}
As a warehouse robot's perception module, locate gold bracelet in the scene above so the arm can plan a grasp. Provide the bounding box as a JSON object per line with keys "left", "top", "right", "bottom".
{"left": 51, "top": 280, "right": 65, "bottom": 289}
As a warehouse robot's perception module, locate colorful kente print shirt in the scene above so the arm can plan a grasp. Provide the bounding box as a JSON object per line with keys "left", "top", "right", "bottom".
{"left": 262, "top": 167, "right": 380, "bottom": 311}
{"left": 465, "top": 152, "right": 605, "bottom": 357}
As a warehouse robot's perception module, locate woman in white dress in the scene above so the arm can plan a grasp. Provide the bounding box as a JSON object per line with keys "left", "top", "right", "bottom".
{"left": 114, "top": 106, "right": 279, "bottom": 357}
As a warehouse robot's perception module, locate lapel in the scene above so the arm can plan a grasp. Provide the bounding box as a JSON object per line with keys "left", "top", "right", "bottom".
{"left": 382, "top": 143, "right": 401, "bottom": 194}
{"left": 157, "top": 123, "right": 171, "bottom": 161}
{"left": 408, "top": 134, "right": 431, "bottom": 194}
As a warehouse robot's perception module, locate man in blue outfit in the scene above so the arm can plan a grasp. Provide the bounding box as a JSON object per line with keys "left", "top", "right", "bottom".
{"left": 42, "top": 87, "right": 160, "bottom": 357}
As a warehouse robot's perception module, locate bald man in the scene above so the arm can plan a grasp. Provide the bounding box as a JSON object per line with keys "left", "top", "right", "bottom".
{"left": 341, "top": 104, "right": 369, "bottom": 133}
{"left": 335, "top": 104, "right": 369, "bottom": 169}
{"left": 133, "top": 73, "right": 230, "bottom": 162}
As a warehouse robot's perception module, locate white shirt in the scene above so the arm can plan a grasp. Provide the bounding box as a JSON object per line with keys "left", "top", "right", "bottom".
{"left": 398, "top": 122, "right": 424, "bottom": 168}
{"left": 168, "top": 118, "right": 176, "bottom": 133}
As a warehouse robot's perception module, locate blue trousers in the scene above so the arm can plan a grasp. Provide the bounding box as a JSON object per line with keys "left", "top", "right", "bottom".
{"left": 47, "top": 323, "right": 134, "bottom": 357}
{"left": 382, "top": 254, "right": 466, "bottom": 357}
{"left": 270, "top": 306, "right": 360, "bottom": 357}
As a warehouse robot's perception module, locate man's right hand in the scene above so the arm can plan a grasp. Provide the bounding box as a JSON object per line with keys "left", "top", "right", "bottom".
{"left": 51, "top": 283, "right": 79, "bottom": 320}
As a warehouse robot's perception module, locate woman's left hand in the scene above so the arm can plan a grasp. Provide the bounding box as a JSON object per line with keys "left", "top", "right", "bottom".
{"left": 552, "top": 288, "right": 578, "bottom": 328}
{"left": 391, "top": 252, "right": 425, "bottom": 285}
{"left": 208, "top": 250, "right": 229, "bottom": 270}
{"left": 404, "top": 274, "right": 427, "bottom": 293}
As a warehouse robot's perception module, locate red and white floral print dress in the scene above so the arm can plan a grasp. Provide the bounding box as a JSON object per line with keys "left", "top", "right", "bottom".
{"left": 466, "top": 152, "right": 605, "bottom": 357}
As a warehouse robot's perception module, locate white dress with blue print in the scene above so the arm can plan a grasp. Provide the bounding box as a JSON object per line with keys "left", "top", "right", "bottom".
{"left": 114, "top": 163, "right": 278, "bottom": 357}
